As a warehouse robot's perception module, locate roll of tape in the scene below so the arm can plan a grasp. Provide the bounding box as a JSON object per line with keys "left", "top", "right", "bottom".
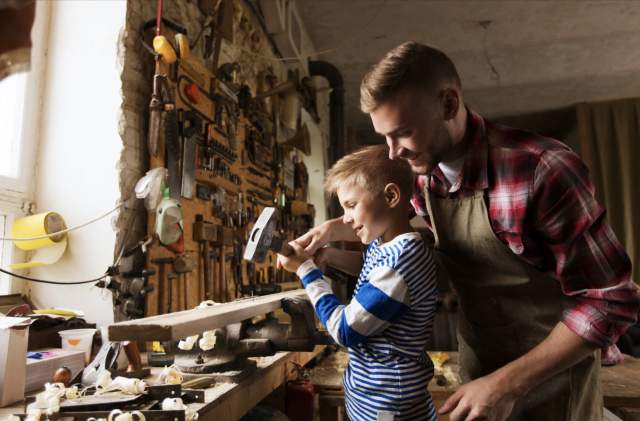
{"left": 12, "top": 212, "right": 66, "bottom": 250}
{"left": 10, "top": 212, "right": 68, "bottom": 269}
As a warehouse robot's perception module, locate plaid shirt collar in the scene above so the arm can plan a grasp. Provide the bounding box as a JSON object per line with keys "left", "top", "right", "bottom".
{"left": 429, "top": 108, "right": 489, "bottom": 195}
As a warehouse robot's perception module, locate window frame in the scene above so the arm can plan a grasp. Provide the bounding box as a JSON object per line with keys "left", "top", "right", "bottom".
{"left": 0, "top": 1, "right": 51, "bottom": 294}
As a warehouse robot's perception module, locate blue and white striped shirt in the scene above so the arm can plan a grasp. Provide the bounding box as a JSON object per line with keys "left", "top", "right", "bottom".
{"left": 297, "top": 232, "right": 438, "bottom": 420}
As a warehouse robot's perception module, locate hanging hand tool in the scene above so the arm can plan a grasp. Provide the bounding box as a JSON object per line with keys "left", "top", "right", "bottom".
{"left": 148, "top": 73, "right": 172, "bottom": 158}
{"left": 151, "top": 257, "right": 175, "bottom": 313}
{"left": 245, "top": 178, "right": 271, "bottom": 192}
{"left": 193, "top": 216, "right": 218, "bottom": 301}
{"left": 247, "top": 189, "right": 273, "bottom": 202}
{"left": 180, "top": 110, "right": 202, "bottom": 199}
{"left": 144, "top": 3, "right": 187, "bottom": 157}
{"left": 246, "top": 166, "right": 271, "bottom": 180}
{"left": 212, "top": 226, "right": 233, "bottom": 301}
{"left": 165, "top": 109, "right": 182, "bottom": 201}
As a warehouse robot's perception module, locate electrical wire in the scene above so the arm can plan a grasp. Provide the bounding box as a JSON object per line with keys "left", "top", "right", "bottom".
{"left": 0, "top": 201, "right": 125, "bottom": 242}
{"left": 0, "top": 197, "right": 137, "bottom": 285}
{"left": 0, "top": 267, "right": 107, "bottom": 285}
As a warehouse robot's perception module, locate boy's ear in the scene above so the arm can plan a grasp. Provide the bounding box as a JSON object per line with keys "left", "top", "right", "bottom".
{"left": 383, "top": 183, "right": 402, "bottom": 208}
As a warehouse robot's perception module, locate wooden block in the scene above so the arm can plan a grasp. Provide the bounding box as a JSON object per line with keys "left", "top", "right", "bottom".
{"left": 108, "top": 289, "right": 308, "bottom": 341}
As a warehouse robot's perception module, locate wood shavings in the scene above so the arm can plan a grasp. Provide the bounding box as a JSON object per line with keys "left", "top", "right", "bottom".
{"left": 95, "top": 370, "right": 147, "bottom": 395}
{"left": 25, "top": 382, "right": 65, "bottom": 418}
{"left": 158, "top": 365, "right": 184, "bottom": 385}
{"left": 178, "top": 334, "right": 199, "bottom": 351}
{"left": 162, "top": 397, "right": 199, "bottom": 420}
{"left": 198, "top": 330, "right": 217, "bottom": 351}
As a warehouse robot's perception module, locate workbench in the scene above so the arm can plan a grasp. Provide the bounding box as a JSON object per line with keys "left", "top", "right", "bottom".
{"left": 0, "top": 346, "right": 324, "bottom": 420}
{"left": 185, "top": 345, "right": 325, "bottom": 420}
{"left": 310, "top": 351, "right": 640, "bottom": 421}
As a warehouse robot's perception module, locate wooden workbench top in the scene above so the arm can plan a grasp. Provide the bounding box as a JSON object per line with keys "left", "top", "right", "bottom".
{"left": 311, "top": 351, "right": 640, "bottom": 410}
{"left": 0, "top": 346, "right": 325, "bottom": 420}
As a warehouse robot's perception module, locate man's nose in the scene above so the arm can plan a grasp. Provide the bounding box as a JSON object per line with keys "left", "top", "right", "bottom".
{"left": 342, "top": 213, "right": 352, "bottom": 225}
{"left": 387, "top": 137, "right": 400, "bottom": 159}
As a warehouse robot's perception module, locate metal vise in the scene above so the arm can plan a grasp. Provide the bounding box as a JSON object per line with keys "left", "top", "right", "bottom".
{"left": 175, "top": 296, "right": 332, "bottom": 374}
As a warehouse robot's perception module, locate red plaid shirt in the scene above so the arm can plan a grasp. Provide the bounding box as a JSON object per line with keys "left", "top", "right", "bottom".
{"left": 411, "top": 109, "right": 639, "bottom": 354}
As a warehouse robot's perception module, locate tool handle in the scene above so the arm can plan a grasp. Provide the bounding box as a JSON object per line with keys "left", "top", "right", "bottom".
{"left": 271, "top": 237, "right": 294, "bottom": 256}
{"left": 123, "top": 341, "right": 142, "bottom": 372}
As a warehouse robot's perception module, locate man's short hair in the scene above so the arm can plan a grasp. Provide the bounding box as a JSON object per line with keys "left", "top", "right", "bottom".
{"left": 324, "top": 144, "right": 414, "bottom": 201}
{"left": 360, "top": 41, "right": 461, "bottom": 113}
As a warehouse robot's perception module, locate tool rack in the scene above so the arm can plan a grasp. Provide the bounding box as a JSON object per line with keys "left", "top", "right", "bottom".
{"left": 142, "top": 32, "right": 315, "bottom": 317}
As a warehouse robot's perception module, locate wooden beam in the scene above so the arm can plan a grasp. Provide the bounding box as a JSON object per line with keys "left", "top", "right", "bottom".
{"left": 108, "top": 290, "right": 307, "bottom": 341}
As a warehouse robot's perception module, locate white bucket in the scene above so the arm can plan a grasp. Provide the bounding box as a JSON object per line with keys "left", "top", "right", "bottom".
{"left": 59, "top": 328, "right": 95, "bottom": 364}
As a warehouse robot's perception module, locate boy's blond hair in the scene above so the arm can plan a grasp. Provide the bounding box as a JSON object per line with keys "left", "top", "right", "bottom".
{"left": 360, "top": 41, "right": 461, "bottom": 113}
{"left": 324, "top": 145, "right": 414, "bottom": 201}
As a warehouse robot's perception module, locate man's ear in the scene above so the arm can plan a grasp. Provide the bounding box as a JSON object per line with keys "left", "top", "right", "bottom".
{"left": 440, "top": 88, "right": 460, "bottom": 121}
{"left": 383, "top": 183, "right": 402, "bottom": 208}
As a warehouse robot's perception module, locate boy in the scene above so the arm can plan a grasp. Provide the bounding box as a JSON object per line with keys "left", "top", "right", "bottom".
{"left": 278, "top": 145, "right": 438, "bottom": 420}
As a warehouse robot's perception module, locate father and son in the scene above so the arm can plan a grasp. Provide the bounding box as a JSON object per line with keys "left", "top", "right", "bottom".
{"left": 276, "top": 42, "right": 639, "bottom": 421}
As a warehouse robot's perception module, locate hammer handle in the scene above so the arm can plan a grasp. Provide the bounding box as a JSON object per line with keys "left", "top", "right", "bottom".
{"left": 271, "top": 237, "right": 293, "bottom": 256}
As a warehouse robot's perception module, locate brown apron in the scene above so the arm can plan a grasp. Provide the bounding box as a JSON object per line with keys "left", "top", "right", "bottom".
{"left": 424, "top": 187, "right": 602, "bottom": 420}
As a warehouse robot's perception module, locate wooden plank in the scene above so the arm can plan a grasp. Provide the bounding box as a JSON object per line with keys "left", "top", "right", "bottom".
{"left": 108, "top": 290, "right": 307, "bottom": 341}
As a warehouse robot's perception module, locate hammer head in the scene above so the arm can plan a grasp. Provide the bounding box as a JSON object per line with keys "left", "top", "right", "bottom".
{"left": 243, "top": 207, "right": 278, "bottom": 263}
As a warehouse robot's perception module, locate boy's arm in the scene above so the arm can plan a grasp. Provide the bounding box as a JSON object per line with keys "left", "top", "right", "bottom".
{"left": 296, "top": 259, "right": 410, "bottom": 347}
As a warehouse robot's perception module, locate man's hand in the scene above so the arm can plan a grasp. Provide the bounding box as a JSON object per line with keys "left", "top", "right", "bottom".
{"left": 294, "top": 217, "right": 359, "bottom": 254}
{"left": 277, "top": 242, "right": 313, "bottom": 273}
{"left": 294, "top": 221, "right": 335, "bottom": 255}
{"left": 439, "top": 372, "right": 518, "bottom": 421}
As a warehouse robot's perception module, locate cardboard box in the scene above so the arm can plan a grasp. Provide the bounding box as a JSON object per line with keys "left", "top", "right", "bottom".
{"left": 26, "top": 348, "right": 85, "bottom": 393}
{"left": 0, "top": 317, "right": 31, "bottom": 406}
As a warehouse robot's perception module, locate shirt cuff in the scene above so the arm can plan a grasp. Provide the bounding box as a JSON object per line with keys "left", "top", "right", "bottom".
{"left": 562, "top": 307, "right": 614, "bottom": 348}
{"left": 296, "top": 259, "right": 319, "bottom": 279}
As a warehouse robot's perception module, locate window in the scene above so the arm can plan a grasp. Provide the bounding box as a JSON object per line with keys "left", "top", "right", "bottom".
{"left": 0, "top": 1, "right": 50, "bottom": 293}
{"left": 0, "top": 73, "right": 28, "bottom": 182}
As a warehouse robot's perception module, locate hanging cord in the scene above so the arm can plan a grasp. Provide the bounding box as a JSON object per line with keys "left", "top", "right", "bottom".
{"left": 156, "top": 0, "right": 163, "bottom": 37}
{"left": 0, "top": 196, "right": 137, "bottom": 285}
{"left": 0, "top": 267, "right": 107, "bottom": 285}
{"left": 0, "top": 202, "right": 124, "bottom": 242}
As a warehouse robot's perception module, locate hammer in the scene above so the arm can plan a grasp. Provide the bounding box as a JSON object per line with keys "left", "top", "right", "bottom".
{"left": 243, "top": 207, "right": 293, "bottom": 263}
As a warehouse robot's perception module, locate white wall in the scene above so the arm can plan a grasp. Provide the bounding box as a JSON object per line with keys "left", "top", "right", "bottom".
{"left": 27, "top": 0, "right": 126, "bottom": 327}
{"left": 301, "top": 109, "right": 328, "bottom": 225}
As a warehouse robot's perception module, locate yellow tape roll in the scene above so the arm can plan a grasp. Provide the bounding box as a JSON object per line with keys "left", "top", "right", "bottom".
{"left": 11, "top": 212, "right": 67, "bottom": 251}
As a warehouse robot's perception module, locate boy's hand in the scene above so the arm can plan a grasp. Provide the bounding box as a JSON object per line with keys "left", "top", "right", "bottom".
{"left": 277, "top": 242, "right": 313, "bottom": 273}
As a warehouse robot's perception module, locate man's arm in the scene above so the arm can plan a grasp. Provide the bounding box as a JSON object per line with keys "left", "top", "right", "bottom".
{"left": 295, "top": 217, "right": 359, "bottom": 254}
{"left": 442, "top": 148, "right": 640, "bottom": 421}
{"left": 532, "top": 149, "right": 639, "bottom": 353}
{"left": 440, "top": 322, "right": 596, "bottom": 420}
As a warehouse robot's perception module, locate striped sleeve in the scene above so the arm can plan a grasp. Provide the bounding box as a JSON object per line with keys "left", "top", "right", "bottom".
{"left": 296, "top": 259, "right": 410, "bottom": 347}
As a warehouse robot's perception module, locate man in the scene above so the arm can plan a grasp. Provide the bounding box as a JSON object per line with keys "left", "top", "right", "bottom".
{"left": 296, "top": 42, "right": 640, "bottom": 421}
